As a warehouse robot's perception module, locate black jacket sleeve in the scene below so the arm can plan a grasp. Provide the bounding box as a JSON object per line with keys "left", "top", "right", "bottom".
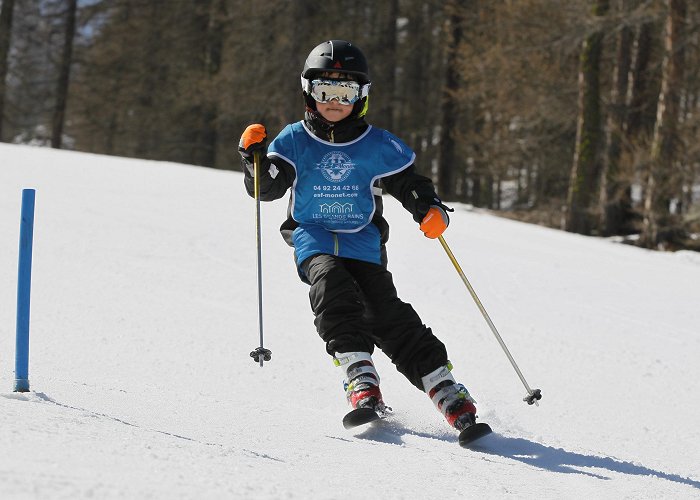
{"left": 381, "top": 164, "right": 442, "bottom": 223}
{"left": 242, "top": 154, "right": 296, "bottom": 201}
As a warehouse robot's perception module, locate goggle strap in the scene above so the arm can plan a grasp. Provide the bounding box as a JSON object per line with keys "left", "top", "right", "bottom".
{"left": 359, "top": 82, "right": 370, "bottom": 98}
{"left": 301, "top": 75, "right": 312, "bottom": 94}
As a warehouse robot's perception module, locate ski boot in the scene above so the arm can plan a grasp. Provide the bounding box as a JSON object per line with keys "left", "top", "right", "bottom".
{"left": 421, "top": 362, "right": 478, "bottom": 430}
{"left": 334, "top": 351, "right": 387, "bottom": 413}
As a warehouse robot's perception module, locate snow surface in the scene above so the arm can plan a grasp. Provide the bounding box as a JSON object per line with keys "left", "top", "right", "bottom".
{"left": 1, "top": 143, "right": 699, "bottom": 499}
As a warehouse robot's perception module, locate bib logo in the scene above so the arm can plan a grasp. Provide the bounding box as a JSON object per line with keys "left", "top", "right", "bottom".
{"left": 320, "top": 202, "right": 353, "bottom": 214}
{"left": 317, "top": 151, "right": 355, "bottom": 183}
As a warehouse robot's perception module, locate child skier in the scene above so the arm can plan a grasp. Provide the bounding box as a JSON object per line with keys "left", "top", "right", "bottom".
{"left": 239, "top": 40, "right": 481, "bottom": 433}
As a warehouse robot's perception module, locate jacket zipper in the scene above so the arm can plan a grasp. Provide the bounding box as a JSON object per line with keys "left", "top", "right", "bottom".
{"left": 330, "top": 129, "right": 334, "bottom": 143}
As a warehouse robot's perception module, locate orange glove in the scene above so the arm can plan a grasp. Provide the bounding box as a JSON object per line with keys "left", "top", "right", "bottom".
{"left": 420, "top": 206, "right": 450, "bottom": 239}
{"left": 238, "top": 124, "right": 267, "bottom": 157}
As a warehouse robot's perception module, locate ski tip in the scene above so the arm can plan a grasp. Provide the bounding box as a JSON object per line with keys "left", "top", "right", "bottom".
{"left": 458, "top": 422, "right": 493, "bottom": 448}
{"left": 342, "top": 408, "right": 380, "bottom": 430}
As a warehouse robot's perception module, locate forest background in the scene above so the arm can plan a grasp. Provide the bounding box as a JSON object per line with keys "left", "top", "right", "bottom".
{"left": 1, "top": 0, "right": 699, "bottom": 250}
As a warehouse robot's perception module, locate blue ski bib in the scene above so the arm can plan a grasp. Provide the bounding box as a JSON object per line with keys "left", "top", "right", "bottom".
{"left": 268, "top": 121, "right": 415, "bottom": 267}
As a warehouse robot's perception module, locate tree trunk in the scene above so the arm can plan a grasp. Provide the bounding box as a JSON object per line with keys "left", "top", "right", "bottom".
{"left": 51, "top": 0, "right": 78, "bottom": 149}
{"left": 626, "top": 21, "right": 656, "bottom": 136}
{"left": 599, "top": 0, "right": 634, "bottom": 235}
{"left": 377, "top": 0, "right": 398, "bottom": 131}
{"left": 134, "top": 0, "right": 162, "bottom": 158}
{"left": 399, "top": 0, "right": 433, "bottom": 161}
{"left": 0, "top": 0, "right": 16, "bottom": 142}
{"left": 641, "top": 0, "right": 686, "bottom": 248}
{"left": 437, "top": 0, "right": 465, "bottom": 200}
{"left": 196, "top": 0, "right": 227, "bottom": 168}
{"left": 566, "top": 0, "right": 609, "bottom": 235}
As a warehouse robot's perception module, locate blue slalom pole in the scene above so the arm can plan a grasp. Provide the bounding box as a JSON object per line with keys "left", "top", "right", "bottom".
{"left": 15, "top": 189, "right": 35, "bottom": 393}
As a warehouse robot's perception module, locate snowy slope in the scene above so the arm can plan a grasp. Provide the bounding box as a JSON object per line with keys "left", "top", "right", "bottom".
{"left": 1, "top": 143, "right": 699, "bottom": 499}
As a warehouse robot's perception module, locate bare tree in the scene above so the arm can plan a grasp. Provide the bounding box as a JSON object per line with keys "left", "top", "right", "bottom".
{"left": 566, "top": 0, "right": 609, "bottom": 235}
{"left": 0, "top": 0, "right": 15, "bottom": 141}
{"left": 373, "top": 0, "right": 399, "bottom": 131}
{"left": 395, "top": 0, "right": 442, "bottom": 178}
{"left": 626, "top": 20, "right": 657, "bottom": 136}
{"left": 641, "top": 0, "right": 687, "bottom": 247}
{"left": 437, "top": 0, "right": 465, "bottom": 200}
{"left": 599, "top": 0, "right": 636, "bottom": 235}
{"left": 51, "top": 0, "right": 77, "bottom": 148}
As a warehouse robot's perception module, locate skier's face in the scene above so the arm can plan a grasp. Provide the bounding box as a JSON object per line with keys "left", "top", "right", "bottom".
{"left": 315, "top": 71, "right": 356, "bottom": 122}
{"left": 316, "top": 100, "right": 353, "bottom": 122}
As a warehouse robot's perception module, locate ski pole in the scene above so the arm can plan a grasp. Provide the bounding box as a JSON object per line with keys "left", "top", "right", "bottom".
{"left": 250, "top": 150, "right": 271, "bottom": 367}
{"left": 437, "top": 235, "right": 541, "bottom": 405}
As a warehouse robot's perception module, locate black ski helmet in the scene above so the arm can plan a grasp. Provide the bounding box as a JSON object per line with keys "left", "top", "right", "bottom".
{"left": 301, "top": 40, "right": 370, "bottom": 84}
{"left": 301, "top": 40, "right": 371, "bottom": 117}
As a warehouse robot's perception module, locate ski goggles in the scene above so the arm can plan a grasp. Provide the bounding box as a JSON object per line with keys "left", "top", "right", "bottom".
{"left": 302, "top": 77, "right": 370, "bottom": 105}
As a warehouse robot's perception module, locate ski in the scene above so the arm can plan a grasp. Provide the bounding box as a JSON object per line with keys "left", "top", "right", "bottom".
{"left": 458, "top": 422, "right": 493, "bottom": 448}
{"left": 343, "top": 407, "right": 492, "bottom": 448}
{"left": 342, "top": 407, "right": 381, "bottom": 430}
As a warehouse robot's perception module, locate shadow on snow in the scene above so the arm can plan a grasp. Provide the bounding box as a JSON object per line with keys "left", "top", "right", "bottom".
{"left": 353, "top": 422, "right": 700, "bottom": 489}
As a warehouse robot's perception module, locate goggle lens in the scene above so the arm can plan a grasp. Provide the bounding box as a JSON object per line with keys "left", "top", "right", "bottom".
{"left": 309, "top": 79, "right": 362, "bottom": 105}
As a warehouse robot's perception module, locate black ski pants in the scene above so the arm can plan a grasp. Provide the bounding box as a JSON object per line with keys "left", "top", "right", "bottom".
{"left": 301, "top": 253, "right": 448, "bottom": 390}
